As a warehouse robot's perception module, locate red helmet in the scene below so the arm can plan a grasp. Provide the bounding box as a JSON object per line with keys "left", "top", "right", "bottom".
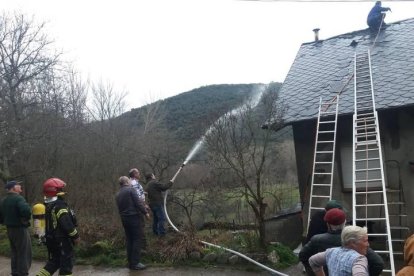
{"left": 43, "top": 178, "right": 66, "bottom": 197}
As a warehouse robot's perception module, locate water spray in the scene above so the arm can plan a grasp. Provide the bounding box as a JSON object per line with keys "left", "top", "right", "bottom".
{"left": 162, "top": 86, "right": 289, "bottom": 275}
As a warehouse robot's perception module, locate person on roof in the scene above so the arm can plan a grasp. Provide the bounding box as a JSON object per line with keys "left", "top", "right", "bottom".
{"left": 367, "top": 1, "right": 391, "bottom": 31}
{"left": 397, "top": 234, "right": 414, "bottom": 275}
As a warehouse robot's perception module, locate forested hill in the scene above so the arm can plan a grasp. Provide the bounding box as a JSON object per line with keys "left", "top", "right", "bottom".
{"left": 120, "top": 83, "right": 280, "bottom": 141}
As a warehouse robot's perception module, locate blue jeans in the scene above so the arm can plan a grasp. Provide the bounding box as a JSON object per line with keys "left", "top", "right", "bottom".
{"left": 150, "top": 204, "right": 166, "bottom": 236}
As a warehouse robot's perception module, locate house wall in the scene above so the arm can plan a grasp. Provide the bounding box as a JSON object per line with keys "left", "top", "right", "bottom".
{"left": 379, "top": 107, "right": 414, "bottom": 231}
{"left": 293, "top": 106, "right": 414, "bottom": 236}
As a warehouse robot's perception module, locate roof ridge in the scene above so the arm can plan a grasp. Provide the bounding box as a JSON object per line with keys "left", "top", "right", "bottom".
{"left": 303, "top": 17, "right": 414, "bottom": 46}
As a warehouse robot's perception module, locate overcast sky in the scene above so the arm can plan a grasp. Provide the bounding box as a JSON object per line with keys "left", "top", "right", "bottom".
{"left": 2, "top": 0, "right": 413, "bottom": 109}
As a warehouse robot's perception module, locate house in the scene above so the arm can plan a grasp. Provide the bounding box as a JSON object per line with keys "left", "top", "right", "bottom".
{"left": 273, "top": 18, "right": 414, "bottom": 239}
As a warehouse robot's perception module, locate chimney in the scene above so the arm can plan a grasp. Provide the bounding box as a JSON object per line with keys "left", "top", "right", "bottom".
{"left": 313, "top": 28, "right": 320, "bottom": 42}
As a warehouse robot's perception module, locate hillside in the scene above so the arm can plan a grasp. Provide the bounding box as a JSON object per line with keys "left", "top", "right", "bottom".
{"left": 120, "top": 83, "right": 279, "bottom": 142}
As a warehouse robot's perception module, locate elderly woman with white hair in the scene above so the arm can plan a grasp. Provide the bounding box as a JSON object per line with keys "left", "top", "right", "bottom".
{"left": 309, "top": 225, "right": 369, "bottom": 276}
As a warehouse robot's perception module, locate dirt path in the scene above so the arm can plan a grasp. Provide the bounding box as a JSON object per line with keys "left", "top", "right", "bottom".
{"left": 0, "top": 256, "right": 302, "bottom": 276}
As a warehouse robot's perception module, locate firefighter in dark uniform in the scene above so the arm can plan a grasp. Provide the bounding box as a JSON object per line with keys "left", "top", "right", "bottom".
{"left": 37, "top": 178, "right": 79, "bottom": 276}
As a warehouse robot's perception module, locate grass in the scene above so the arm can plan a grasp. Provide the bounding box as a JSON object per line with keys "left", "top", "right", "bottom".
{"left": 0, "top": 225, "right": 298, "bottom": 272}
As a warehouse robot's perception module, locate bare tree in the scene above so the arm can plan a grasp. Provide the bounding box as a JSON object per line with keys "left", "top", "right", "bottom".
{"left": 205, "top": 84, "right": 285, "bottom": 247}
{"left": 0, "top": 12, "right": 61, "bottom": 186}
{"left": 90, "top": 80, "right": 127, "bottom": 122}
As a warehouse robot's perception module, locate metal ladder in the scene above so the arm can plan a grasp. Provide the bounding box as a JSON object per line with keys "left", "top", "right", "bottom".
{"left": 307, "top": 96, "right": 339, "bottom": 231}
{"left": 385, "top": 160, "right": 410, "bottom": 263}
{"left": 352, "top": 50, "right": 395, "bottom": 275}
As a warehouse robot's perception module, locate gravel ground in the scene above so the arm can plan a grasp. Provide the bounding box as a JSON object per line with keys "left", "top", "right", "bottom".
{"left": 0, "top": 256, "right": 304, "bottom": 276}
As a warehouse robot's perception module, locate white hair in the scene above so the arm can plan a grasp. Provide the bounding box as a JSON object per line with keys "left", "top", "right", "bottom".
{"left": 341, "top": 225, "right": 367, "bottom": 246}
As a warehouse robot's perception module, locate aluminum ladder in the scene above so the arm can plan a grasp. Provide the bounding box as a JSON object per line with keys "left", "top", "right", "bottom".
{"left": 352, "top": 50, "right": 395, "bottom": 275}
{"left": 307, "top": 96, "right": 339, "bottom": 231}
{"left": 385, "top": 160, "right": 410, "bottom": 262}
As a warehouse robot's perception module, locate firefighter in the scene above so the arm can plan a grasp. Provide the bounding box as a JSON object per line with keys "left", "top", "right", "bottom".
{"left": 36, "top": 178, "right": 79, "bottom": 276}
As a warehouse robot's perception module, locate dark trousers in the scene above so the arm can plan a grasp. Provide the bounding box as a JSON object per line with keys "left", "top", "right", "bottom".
{"left": 38, "top": 237, "right": 74, "bottom": 276}
{"left": 150, "top": 204, "right": 166, "bottom": 236}
{"left": 7, "top": 227, "right": 32, "bottom": 276}
{"left": 368, "top": 13, "right": 386, "bottom": 31}
{"left": 121, "top": 215, "right": 144, "bottom": 267}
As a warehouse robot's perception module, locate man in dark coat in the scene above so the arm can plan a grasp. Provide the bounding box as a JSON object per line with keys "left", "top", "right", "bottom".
{"left": 145, "top": 173, "right": 173, "bottom": 237}
{"left": 0, "top": 180, "right": 32, "bottom": 276}
{"left": 305, "top": 200, "right": 344, "bottom": 244}
{"left": 116, "top": 176, "right": 149, "bottom": 270}
{"left": 367, "top": 1, "right": 391, "bottom": 31}
{"left": 300, "top": 208, "right": 384, "bottom": 276}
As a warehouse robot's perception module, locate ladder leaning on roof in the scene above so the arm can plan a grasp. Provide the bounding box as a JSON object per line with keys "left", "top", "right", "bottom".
{"left": 352, "top": 49, "right": 395, "bottom": 275}
{"left": 306, "top": 96, "right": 339, "bottom": 232}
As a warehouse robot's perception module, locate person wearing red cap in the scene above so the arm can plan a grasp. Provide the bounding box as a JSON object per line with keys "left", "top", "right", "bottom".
{"left": 300, "top": 208, "right": 383, "bottom": 276}
{"left": 304, "top": 200, "right": 344, "bottom": 244}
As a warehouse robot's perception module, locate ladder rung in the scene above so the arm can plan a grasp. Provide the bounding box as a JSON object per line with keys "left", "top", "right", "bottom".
{"left": 355, "top": 190, "right": 383, "bottom": 194}
{"left": 355, "top": 178, "right": 382, "bottom": 183}
{"left": 389, "top": 214, "right": 407, "bottom": 217}
{"left": 315, "top": 162, "right": 332, "bottom": 164}
{"left": 388, "top": 202, "right": 405, "bottom": 205}
{"left": 393, "top": 252, "right": 404, "bottom": 256}
{"left": 368, "top": 233, "right": 388, "bottom": 236}
{"left": 310, "top": 207, "right": 325, "bottom": 210}
{"left": 357, "top": 94, "right": 372, "bottom": 99}
{"left": 355, "top": 148, "right": 379, "bottom": 152}
{"left": 355, "top": 217, "right": 386, "bottom": 221}
{"left": 392, "top": 239, "right": 406, "bottom": 242}
{"left": 357, "top": 100, "right": 373, "bottom": 105}
{"left": 356, "top": 132, "right": 376, "bottom": 136}
{"left": 355, "top": 203, "right": 385, "bottom": 207}
{"left": 390, "top": 226, "right": 410, "bottom": 230}
{"left": 316, "top": 151, "right": 334, "bottom": 154}
{"left": 317, "top": 141, "right": 334, "bottom": 143}
{"left": 313, "top": 184, "right": 331, "bottom": 187}
{"left": 374, "top": 250, "right": 391, "bottom": 254}
{"left": 312, "top": 195, "right": 330, "bottom": 198}
{"left": 319, "top": 130, "right": 335, "bottom": 133}
{"left": 355, "top": 168, "right": 381, "bottom": 172}
{"left": 357, "top": 112, "right": 374, "bottom": 117}
{"left": 357, "top": 84, "right": 371, "bottom": 88}
{"left": 355, "top": 140, "right": 378, "bottom": 146}
{"left": 319, "top": 120, "right": 335, "bottom": 124}
{"left": 356, "top": 124, "right": 376, "bottom": 129}
{"left": 314, "top": 172, "right": 332, "bottom": 175}
{"left": 355, "top": 157, "right": 380, "bottom": 161}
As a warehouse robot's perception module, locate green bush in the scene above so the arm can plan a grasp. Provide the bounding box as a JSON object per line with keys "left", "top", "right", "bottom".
{"left": 267, "top": 243, "right": 298, "bottom": 269}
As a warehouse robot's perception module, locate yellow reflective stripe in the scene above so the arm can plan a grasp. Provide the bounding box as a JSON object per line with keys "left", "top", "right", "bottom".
{"left": 68, "top": 229, "right": 78, "bottom": 237}
{"left": 37, "top": 268, "right": 51, "bottom": 276}
{"left": 56, "top": 208, "right": 68, "bottom": 218}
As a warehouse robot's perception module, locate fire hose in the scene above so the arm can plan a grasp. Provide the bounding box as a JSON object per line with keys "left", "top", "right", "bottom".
{"left": 163, "top": 164, "right": 289, "bottom": 276}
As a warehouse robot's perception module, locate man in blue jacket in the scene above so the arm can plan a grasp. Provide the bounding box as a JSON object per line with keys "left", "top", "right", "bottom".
{"left": 367, "top": 1, "right": 391, "bottom": 31}
{"left": 0, "top": 180, "right": 32, "bottom": 276}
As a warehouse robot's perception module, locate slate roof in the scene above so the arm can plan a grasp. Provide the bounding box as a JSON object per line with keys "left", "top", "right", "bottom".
{"left": 278, "top": 18, "right": 414, "bottom": 124}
